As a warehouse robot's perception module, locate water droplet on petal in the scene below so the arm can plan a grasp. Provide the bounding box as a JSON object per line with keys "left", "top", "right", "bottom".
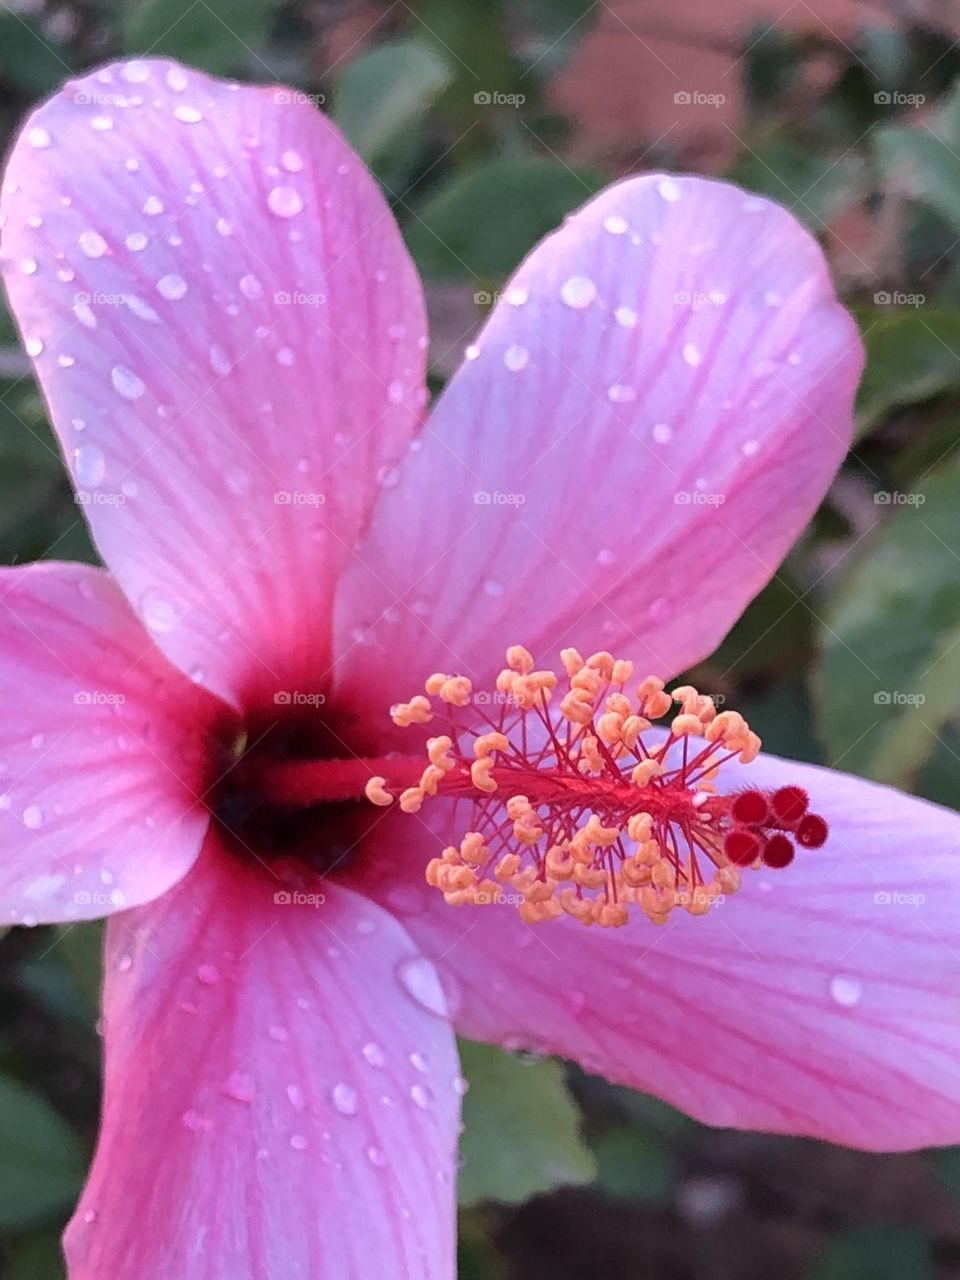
{"left": 24, "top": 337, "right": 43, "bottom": 356}
{"left": 221, "top": 1071, "right": 256, "bottom": 1103}
{"left": 166, "top": 66, "right": 189, "bottom": 92}
{"left": 503, "top": 344, "right": 529, "bottom": 371}
{"left": 91, "top": 116, "right": 113, "bottom": 132}
{"left": 79, "top": 230, "right": 108, "bottom": 259}
{"left": 27, "top": 126, "right": 51, "bottom": 149}
{"left": 111, "top": 365, "right": 146, "bottom": 401}
{"left": 331, "top": 1082, "right": 358, "bottom": 1116}
{"left": 82, "top": 1208, "right": 98, "bottom": 1224}
{"left": 607, "top": 383, "right": 635, "bottom": 403}
{"left": 289, "top": 1133, "right": 308, "bottom": 1150}
{"left": 74, "top": 444, "right": 105, "bottom": 488}
{"left": 239, "top": 273, "right": 262, "bottom": 300}
{"left": 614, "top": 305, "right": 638, "bottom": 329}
{"left": 181, "top": 1109, "right": 211, "bottom": 1132}
{"left": 648, "top": 596, "right": 672, "bottom": 623}
{"left": 196, "top": 963, "right": 220, "bottom": 986}
{"left": 396, "top": 956, "right": 456, "bottom": 1018}
{"left": 268, "top": 1024, "right": 288, "bottom": 1042}
{"left": 658, "top": 177, "right": 682, "bottom": 202}
{"left": 560, "top": 275, "right": 596, "bottom": 309}
{"left": 829, "top": 974, "right": 862, "bottom": 1008}
{"left": 267, "top": 186, "right": 303, "bottom": 218}
{"left": 286, "top": 1083, "right": 306, "bottom": 1112}
{"left": 22, "top": 805, "right": 43, "bottom": 830}
{"left": 603, "top": 214, "right": 629, "bottom": 234}
{"left": 366, "top": 1145, "right": 388, "bottom": 1167}
{"left": 410, "top": 1083, "right": 431, "bottom": 1109}
{"left": 652, "top": 422, "right": 672, "bottom": 444}
{"left": 143, "top": 196, "right": 164, "bottom": 216}
{"left": 362, "top": 1042, "right": 386, "bottom": 1068}
{"left": 126, "top": 231, "right": 148, "bottom": 251}
{"left": 174, "top": 105, "right": 203, "bottom": 124}
{"left": 682, "top": 342, "right": 702, "bottom": 367}
{"left": 209, "top": 344, "right": 231, "bottom": 375}
{"left": 20, "top": 258, "right": 38, "bottom": 276}
{"left": 280, "top": 149, "right": 304, "bottom": 172}
{"left": 505, "top": 285, "right": 529, "bottom": 306}
{"left": 157, "top": 273, "right": 187, "bottom": 300}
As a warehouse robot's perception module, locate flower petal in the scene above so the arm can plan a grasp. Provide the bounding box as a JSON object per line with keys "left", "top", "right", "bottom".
{"left": 1, "top": 59, "right": 427, "bottom": 707}
{"left": 358, "top": 757, "right": 960, "bottom": 1151}
{"left": 0, "top": 562, "right": 216, "bottom": 925}
{"left": 334, "top": 174, "right": 862, "bottom": 713}
{"left": 66, "top": 839, "right": 460, "bottom": 1279}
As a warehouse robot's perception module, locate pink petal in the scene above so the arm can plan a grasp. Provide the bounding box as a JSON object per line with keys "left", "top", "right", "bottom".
{"left": 358, "top": 755, "right": 960, "bottom": 1151}
{"left": 66, "top": 839, "right": 460, "bottom": 1279}
{"left": 1, "top": 59, "right": 427, "bottom": 707}
{"left": 0, "top": 562, "right": 216, "bottom": 924}
{"left": 334, "top": 174, "right": 862, "bottom": 714}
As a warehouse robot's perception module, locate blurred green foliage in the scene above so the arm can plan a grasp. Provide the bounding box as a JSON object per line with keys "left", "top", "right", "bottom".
{"left": 3, "top": 2, "right": 960, "bottom": 1277}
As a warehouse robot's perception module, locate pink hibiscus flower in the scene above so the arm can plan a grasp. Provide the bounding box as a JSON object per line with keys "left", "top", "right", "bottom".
{"left": 1, "top": 56, "right": 958, "bottom": 1280}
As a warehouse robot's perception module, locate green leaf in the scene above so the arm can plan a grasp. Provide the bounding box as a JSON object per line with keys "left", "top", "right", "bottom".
{"left": 406, "top": 156, "right": 601, "bottom": 281}
{"left": 875, "top": 82, "right": 960, "bottom": 234}
{"left": 123, "top": 0, "right": 280, "bottom": 74}
{"left": 0, "top": 15, "right": 74, "bottom": 96}
{"left": 593, "top": 1128, "right": 673, "bottom": 1203}
{"left": 457, "top": 1040, "right": 596, "bottom": 1206}
{"left": 0, "top": 1075, "right": 85, "bottom": 1230}
{"left": 4, "top": 1231, "right": 66, "bottom": 1280}
{"left": 809, "top": 1225, "right": 933, "bottom": 1280}
{"left": 856, "top": 307, "right": 960, "bottom": 437}
{"left": 815, "top": 452, "right": 960, "bottom": 783}
{"left": 334, "top": 40, "right": 453, "bottom": 165}
{"left": 729, "top": 138, "right": 863, "bottom": 232}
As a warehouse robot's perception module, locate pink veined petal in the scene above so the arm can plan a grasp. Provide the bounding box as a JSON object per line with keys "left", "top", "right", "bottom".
{"left": 333, "top": 173, "right": 863, "bottom": 716}
{"left": 0, "top": 562, "right": 217, "bottom": 925}
{"left": 0, "top": 58, "right": 427, "bottom": 708}
{"left": 66, "top": 838, "right": 460, "bottom": 1280}
{"left": 356, "top": 753, "right": 960, "bottom": 1152}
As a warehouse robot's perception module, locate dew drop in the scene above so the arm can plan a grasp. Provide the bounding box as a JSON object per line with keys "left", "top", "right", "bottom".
{"left": 197, "top": 963, "right": 220, "bottom": 986}
{"left": 20, "top": 257, "right": 38, "bottom": 276}
{"left": 410, "top": 1083, "right": 431, "bottom": 1109}
{"left": 607, "top": 383, "right": 635, "bottom": 403}
{"left": 209, "top": 344, "right": 231, "bottom": 376}
{"left": 366, "top": 1145, "right": 388, "bottom": 1168}
{"left": 464, "top": 344, "right": 480, "bottom": 361}
{"left": 396, "top": 956, "right": 448, "bottom": 1018}
{"left": 157, "top": 273, "right": 188, "bottom": 300}
{"left": 74, "top": 445, "right": 105, "bottom": 488}
{"left": 603, "top": 213, "right": 629, "bottom": 234}
{"left": 25, "top": 337, "right": 43, "bottom": 356}
{"left": 652, "top": 422, "right": 672, "bottom": 444}
{"left": 174, "top": 105, "right": 204, "bottom": 124}
{"left": 614, "top": 305, "right": 638, "bottom": 329}
{"left": 143, "top": 196, "right": 164, "bottom": 216}
{"left": 682, "top": 342, "right": 702, "bottom": 367}
{"left": 111, "top": 365, "right": 146, "bottom": 401}
{"left": 125, "top": 294, "right": 160, "bottom": 323}
{"left": 829, "top": 974, "right": 862, "bottom": 1009}
{"left": 453, "top": 1075, "right": 470, "bottom": 1096}
{"left": 505, "top": 285, "right": 529, "bottom": 306}
{"left": 268, "top": 1024, "right": 289, "bottom": 1042}
{"left": 503, "top": 344, "right": 529, "bottom": 371}
{"left": 181, "top": 1110, "right": 211, "bottom": 1132}
{"left": 82, "top": 1209, "right": 98, "bottom": 1224}
{"left": 239, "top": 273, "right": 263, "bottom": 300}
{"left": 79, "top": 230, "right": 108, "bottom": 259}
{"left": 267, "top": 186, "right": 303, "bottom": 218}
{"left": 648, "top": 596, "right": 672, "bottom": 623}
{"left": 286, "top": 1083, "right": 306, "bottom": 1112}
{"left": 27, "top": 126, "right": 51, "bottom": 149}
{"left": 280, "top": 149, "right": 304, "bottom": 173}
{"left": 91, "top": 116, "right": 113, "bottom": 132}
{"left": 741, "top": 439, "right": 759, "bottom": 457}
{"left": 126, "top": 232, "right": 148, "bottom": 251}
{"left": 166, "top": 66, "right": 189, "bottom": 92}
{"left": 289, "top": 1133, "right": 308, "bottom": 1150}
{"left": 221, "top": 1071, "right": 256, "bottom": 1103}
{"left": 22, "top": 805, "right": 43, "bottom": 830}
{"left": 331, "top": 1082, "right": 358, "bottom": 1116}
{"left": 658, "top": 177, "right": 682, "bottom": 202}
{"left": 276, "top": 346, "right": 295, "bottom": 368}
{"left": 362, "top": 1041, "right": 386, "bottom": 1068}
{"left": 560, "top": 275, "right": 597, "bottom": 309}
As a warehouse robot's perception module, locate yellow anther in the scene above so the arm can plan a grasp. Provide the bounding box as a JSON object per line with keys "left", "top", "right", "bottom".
{"left": 391, "top": 695, "right": 433, "bottom": 727}
{"left": 622, "top": 857, "right": 653, "bottom": 888}
{"left": 495, "top": 853, "right": 521, "bottom": 880}
{"left": 459, "top": 831, "right": 487, "bottom": 866}
{"left": 626, "top": 812, "right": 652, "bottom": 842}
{"left": 424, "top": 672, "right": 447, "bottom": 695}
{"left": 596, "top": 711, "right": 624, "bottom": 744}
{"left": 470, "top": 757, "right": 497, "bottom": 793}
{"left": 644, "top": 690, "right": 673, "bottom": 718}
{"left": 620, "top": 714, "right": 649, "bottom": 749}
{"left": 598, "top": 902, "right": 629, "bottom": 928}
{"left": 364, "top": 776, "right": 393, "bottom": 807}
{"left": 560, "top": 690, "right": 595, "bottom": 725}
{"left": 671, "top": 684, "right": 700, "bottom": 711}
{"left": 612, "top": 659, "right": 634, "bottom": 685}
{"left": 705, "top": 710, "right": 746, "bottom": 743}
{"left": 573, "top": 863, "right": 607, "bottom": 889}
{"left": 474, "top": 731, "right": 510, "bottom": 758}
{"left": 585, "top": 651, "right": 615, "bottom": 681}
{"left": 584, "top": 814, "right": 621, "bottom": 847}
{"left": 418, "top": 764, "right": 446, "bottom": 796}
{"left": 560, "top": 647, "right": 584, "bottom": 677}
{"left": 399, "top": 786, "right": 424, "bottom": 813}
{"left": 715, "top": 866, "right": 741, "bottom": 893}
{"left": 505, "top": 795, "right": 531, "bottom": 820}
{"left": 670, "top": 712, "right": 704, "bottom": 737}
{"left": 740, "top": 731, "right": 762, "bottom": 763}
{"left": 652, "top": 860, "right": 676, "bottom": 889}
{"left": 571, "top": 667, "right": 603, "bottom": 695}
{"left": 578, "top": 735, "right": 605, "bottom": 773}
{"left": 605, "top": 692, "right": 632, "bottom": 718}
{"left": 427, "top": 735, "right": 456, "bottom": 770}
{"left": 505, "top": 644, "right": 534, "bottom": 674}
{"left": 439, "top": 676, "right": 472, "bottom": 706}
{"left": 631, "top": 759, "right": 661, "bottom": 787}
